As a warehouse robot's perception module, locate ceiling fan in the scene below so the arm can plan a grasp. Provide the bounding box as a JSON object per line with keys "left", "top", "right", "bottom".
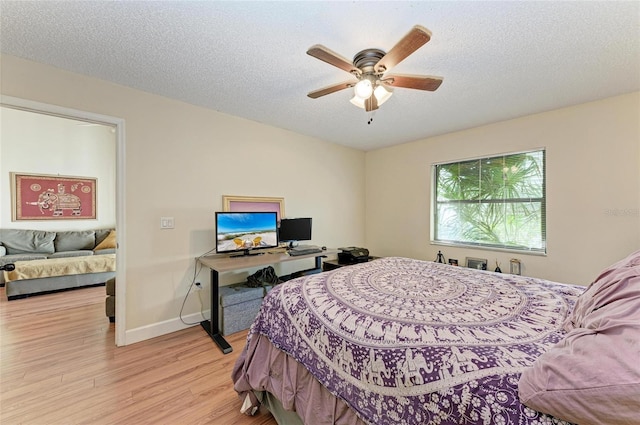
{"left": 307, "top": 25, "right": 443, "bottom": 115}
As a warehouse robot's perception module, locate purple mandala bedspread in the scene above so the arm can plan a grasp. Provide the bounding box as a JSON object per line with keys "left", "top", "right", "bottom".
{"left": 238, "top": 257, "right": 585, "bottom": 425}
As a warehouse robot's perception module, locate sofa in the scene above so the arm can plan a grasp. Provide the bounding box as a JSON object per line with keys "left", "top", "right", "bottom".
{"left": 0, "top": 228, "right": 116, "bottom": 300}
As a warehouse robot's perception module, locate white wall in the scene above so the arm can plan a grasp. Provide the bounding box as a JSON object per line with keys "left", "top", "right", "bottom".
{"left": 366, "top": 92, "right": 640, "bottom": 285}
{"left": 0, "top": 107, "right": 116, "bottom": 230}
{"left": 1, "top": 55, "right": 366, "bottom": 343}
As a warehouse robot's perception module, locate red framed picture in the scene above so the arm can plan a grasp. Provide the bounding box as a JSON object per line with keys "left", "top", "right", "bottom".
{"left": 11, "top": 173, "right": 97, "bottom": 220}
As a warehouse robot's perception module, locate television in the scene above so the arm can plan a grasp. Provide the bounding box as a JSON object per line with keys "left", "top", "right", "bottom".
{"left": 278, "top": 217, "right": 312, "bottom": 248}
{"left": 215, "top": 211, "right": 279, "bottom": 257}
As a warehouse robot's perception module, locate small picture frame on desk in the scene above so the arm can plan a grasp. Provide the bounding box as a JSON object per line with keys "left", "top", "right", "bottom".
{"left": 466, "top": 257, "right": 487, "bottom": 270}
{"left": 448, "top": 258, "right": 458, "bottom": 266}
{"left": 510, "top": 259, "right": 521, "bottom": 275}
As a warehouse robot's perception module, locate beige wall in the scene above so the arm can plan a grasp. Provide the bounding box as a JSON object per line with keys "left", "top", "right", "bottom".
{"left": 366, "top": 92, "right": 640, "bottom": 285}
{"left": 1, "top": 55, "right": 366, "bottom": 343}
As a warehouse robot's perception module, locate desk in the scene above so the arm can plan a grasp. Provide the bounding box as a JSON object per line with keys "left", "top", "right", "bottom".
{"left": 198, "top": 249, "right": 336, "bottom": 354}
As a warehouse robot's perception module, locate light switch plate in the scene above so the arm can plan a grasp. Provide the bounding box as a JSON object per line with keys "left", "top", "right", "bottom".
{"left": 160, "top": 217, "right": 174, "bottom": 229}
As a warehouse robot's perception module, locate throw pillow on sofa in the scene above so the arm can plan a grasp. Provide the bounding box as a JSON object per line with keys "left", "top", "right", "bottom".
{"left": 95, "top": 229, "right": 112, "bottom": 247}
{"left": 94, "top": 230, "right": 116, "bottom": 251}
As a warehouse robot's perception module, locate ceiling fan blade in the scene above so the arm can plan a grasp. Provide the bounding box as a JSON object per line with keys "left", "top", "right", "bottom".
{"left": 307, "top": 81, "right": 354, "bottom": 99}
{"left": 383, "top": 74, "right": 443, "bottom": 91}
{"left": 374, "top": 25, "right": 432, "bottom": 73}
{"left": 307, "top": 45, "right": 361, "bottom": 75}
{"left": 365, "top": 95, "right": 378, "bottom": 112}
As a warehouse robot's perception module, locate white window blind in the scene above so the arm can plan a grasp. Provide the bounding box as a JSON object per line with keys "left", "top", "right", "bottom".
{"left": 433, "top": 150, "right": 546, "bottom": 253}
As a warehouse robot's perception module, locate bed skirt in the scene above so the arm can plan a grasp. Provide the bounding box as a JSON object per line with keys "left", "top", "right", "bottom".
{"left": 233, "top": 333, "right": 368, "bottom": 425}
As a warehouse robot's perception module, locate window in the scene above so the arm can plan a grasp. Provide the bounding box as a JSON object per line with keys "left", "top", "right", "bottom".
{"left": 432, "top": 150, "right": 546, "bottom": 253}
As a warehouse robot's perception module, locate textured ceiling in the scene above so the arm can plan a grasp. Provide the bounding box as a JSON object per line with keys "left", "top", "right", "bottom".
{"left": 1, "top": 1, "right": 639, "bottom": 151}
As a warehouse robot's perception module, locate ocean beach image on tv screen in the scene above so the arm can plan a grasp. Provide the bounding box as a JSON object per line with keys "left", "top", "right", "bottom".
{"left": 217, "top": 212, "right": 278, "bottom": 252}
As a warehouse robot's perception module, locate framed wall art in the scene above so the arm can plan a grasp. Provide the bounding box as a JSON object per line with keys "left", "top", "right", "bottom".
{"left": 222, "top": 195, "right": 285, "bottom": 221}
{"left": 11, "top": 172, "right": 97, "bottom": 220}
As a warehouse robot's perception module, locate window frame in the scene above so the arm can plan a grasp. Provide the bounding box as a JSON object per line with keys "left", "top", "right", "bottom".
{"left": 431, "top": 149, "right": 546, "bottom": 255}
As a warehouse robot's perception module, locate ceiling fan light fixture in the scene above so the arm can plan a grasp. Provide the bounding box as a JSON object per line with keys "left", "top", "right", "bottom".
{"left": 374, "top": 85, "right": 393, "bottom": 106}
{"left": 354, "top": 79, "right": 373, "bottom": 99}
{"left": 350, "top": 84, "right": 393, "bottom": 110}
{"left": 349, "top": 94, "right": 366, "bottom": 109}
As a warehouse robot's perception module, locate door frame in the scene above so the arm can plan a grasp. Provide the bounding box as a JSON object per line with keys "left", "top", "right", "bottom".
{"left": 1, "top": 95, "right": 127, "bottom": 346}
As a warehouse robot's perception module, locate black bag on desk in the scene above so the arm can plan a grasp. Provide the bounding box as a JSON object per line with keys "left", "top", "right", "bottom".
{"left": 247, "top": 266, "right": 282, "bottom": 288}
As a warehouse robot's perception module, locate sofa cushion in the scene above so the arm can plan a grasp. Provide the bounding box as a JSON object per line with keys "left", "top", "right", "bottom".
{"left": 1, "top": 253, "right": 48, "bottom": 266}
{"left": 54, "top": 230, "right": 96, "bottom": 252}
{"left": 94, "top": 248, "right": 116, "bottom": 255}
{"left": 0, "top": 229, "right": 56, "bottom": 255}
{"left": 94, "top": 230, "right": 116, "bottom": 251}
{"left": 49, "top": 250, "right": 94, "bottom": 259}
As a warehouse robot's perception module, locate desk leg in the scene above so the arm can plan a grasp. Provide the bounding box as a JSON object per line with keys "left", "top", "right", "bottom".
{"left": 200, "top": 269, "right": 233, "bottom": 354}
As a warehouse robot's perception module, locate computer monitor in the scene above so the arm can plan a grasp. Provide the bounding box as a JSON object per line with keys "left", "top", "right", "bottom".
{"left": 278, "top": 218, "right": 312, "bottom": 248}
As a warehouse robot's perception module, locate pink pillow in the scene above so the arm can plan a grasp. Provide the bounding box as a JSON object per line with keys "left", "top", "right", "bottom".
{"left": 518, "top": 249, "right": 640, "bottom": 424}
{"left": 563, "top": 249, "right": 640, "bottom": 331}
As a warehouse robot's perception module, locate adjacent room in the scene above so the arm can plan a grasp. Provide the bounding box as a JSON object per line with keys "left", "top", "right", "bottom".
{"left": 1, "top": 1, "right": 638, "bottom": 424}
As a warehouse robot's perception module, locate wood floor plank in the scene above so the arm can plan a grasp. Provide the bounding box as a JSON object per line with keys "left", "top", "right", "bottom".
{"left": 0, "top": 286, "right": 277, "bottom": 425}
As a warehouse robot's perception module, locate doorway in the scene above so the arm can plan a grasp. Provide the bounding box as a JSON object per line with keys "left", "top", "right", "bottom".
{"left": 0, "top": 96, "right": 126, "bottom": 345}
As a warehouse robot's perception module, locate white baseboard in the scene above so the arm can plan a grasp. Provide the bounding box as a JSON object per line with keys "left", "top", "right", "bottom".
{"left": 124, "top": 310, "right": 210, "bottom": 345}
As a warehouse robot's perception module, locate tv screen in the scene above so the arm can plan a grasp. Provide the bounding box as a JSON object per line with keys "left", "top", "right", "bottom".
{"left": 279, "top": 218, "right": 312, "bottom": 247}
{"left": 216, "top": 211, "right": 278, "bottom": 256}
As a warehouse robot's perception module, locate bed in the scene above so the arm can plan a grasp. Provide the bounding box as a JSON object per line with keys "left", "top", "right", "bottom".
{"left": 232, "top": 253, "right": 640, "bottom": 425}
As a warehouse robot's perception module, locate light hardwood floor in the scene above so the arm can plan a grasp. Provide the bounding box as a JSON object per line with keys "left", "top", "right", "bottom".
{"left": 0, "top": 285, "right": 278, "bottom": 425}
